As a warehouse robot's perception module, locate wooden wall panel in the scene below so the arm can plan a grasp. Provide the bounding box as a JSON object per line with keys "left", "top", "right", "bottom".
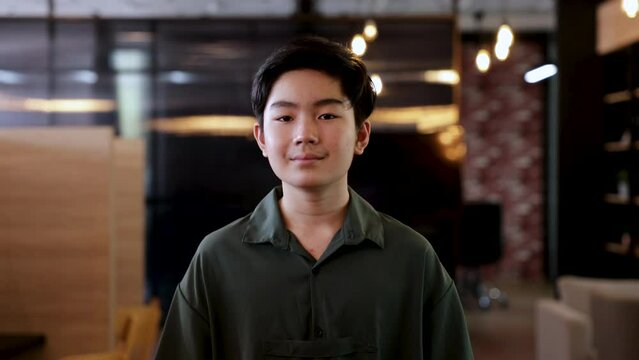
{"left": 597, "top": 0, "right": 639, "bottom": 55}
{"left": 113, "top": 139, "right": 145, "bottom": 307}
{"left": 0, "top": 127, "right": 114, "bottom": 359}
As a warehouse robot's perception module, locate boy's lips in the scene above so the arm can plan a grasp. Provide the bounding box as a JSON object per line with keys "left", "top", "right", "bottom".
{"left": 290, "top": 153, "right": 326, "bottom": 160}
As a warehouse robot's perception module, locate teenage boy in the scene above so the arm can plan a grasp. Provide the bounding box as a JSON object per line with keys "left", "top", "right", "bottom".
{"left": 155, "top": 36, "right": 473, "bottom": 359}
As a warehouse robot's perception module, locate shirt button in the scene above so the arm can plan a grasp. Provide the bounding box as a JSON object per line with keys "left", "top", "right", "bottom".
{"left": 314, "top": 327, "right": 323, "bottom": 338}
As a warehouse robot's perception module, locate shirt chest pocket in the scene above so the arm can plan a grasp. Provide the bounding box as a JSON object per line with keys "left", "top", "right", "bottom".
{"left": 262, "top": 337, "right": 377, "bottom": 359}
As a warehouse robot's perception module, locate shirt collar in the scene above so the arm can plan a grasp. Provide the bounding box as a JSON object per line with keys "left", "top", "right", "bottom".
{"left": 242, "top": 186, "right": 384, "bottom": 249}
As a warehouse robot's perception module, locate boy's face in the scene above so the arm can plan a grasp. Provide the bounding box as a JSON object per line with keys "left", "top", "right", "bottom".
{"left": 254, "top": 69, "right": 370, "bottom": 191}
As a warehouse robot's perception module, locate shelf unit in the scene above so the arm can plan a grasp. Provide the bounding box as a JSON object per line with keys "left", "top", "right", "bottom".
{"left": 556, "top": 0, "right": 639, "bottom": 279}
{"left": 600, "top": 39, "right": 639, "bottom": 276}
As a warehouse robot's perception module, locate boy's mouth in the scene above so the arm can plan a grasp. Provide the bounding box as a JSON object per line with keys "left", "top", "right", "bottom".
{"left": 290, "top": 153, "right": 326, "bottom": 161}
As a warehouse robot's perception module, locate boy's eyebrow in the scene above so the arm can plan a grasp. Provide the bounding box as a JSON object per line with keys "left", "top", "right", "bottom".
{"left": 269, "top": 100, "right": 297, "bottom": 109}
{"left": 269, "top": 98, "right": 348, "bottom": 109}
{"left": 314, "top": 98, "right": 348, "bottom": 107}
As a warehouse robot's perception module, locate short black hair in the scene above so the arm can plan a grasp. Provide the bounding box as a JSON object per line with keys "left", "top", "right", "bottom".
{"left": 251, "top": 36, "right": 376, "bottom": 129}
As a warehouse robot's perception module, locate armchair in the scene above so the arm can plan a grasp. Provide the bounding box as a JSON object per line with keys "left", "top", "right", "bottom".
{"left": 535, "top": 276, "right": 639, "bottom": 360}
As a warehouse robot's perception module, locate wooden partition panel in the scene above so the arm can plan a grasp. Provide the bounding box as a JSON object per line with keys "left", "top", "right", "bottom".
{"left": 0, "top": 127, "right": 114, "bottom": 359}
{"left": 113, "top": 139, "right": 145, "bottom": 307}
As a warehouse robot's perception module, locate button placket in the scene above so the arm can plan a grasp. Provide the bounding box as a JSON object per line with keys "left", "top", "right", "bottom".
{"left": 309, "top": 265, "right": 324, "bottom": 340}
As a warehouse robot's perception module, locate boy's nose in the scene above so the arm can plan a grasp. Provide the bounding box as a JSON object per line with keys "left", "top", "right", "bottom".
{"left": 294, "top": 117, "right": 319, "bottom": 144}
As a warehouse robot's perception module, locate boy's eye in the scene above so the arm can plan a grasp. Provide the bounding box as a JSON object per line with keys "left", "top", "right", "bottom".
{"left": 318, "top": 113, "right": 337, "bottom": 120}
{"left": 275, "top": 115, "right": 293, "bottom": 122}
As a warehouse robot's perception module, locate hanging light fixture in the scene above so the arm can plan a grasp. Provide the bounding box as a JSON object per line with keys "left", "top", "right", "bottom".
{"left": 473, "top": 11, "right": 491, "bottom": 73}
{"left": 351, "top": 34, "right": 367, "bottom": 56}
{"left": 622, "top": 0, "right": 638, "bottom": 18}
{"left": 363, "top": 19, "right": 378, "bottom": 42}
{"left": 370, "top": 74, "right": 383, "bottom": 95}
{"left": 494, "top": 23, "right": 514, "bottom": 61}
{"left": 476, "top": 49, "right": 491, "bottom": 73}
{"left": 496, "top": 23, "right": 514, "bottom": 48}
{"left": 493, "top": 0, "right": 515, "bottom": 62}
{"left": 494, "top": 41, "right": 510, "bottom": 61}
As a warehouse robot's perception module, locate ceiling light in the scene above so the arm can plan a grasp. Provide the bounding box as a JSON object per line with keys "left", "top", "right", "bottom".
{"left": 165, "top": 71, "right": 195, "bottom": 85}
{"left": 423, "top": 70, "right": 460, "bottom": 85}
{"left": 494, "top": 42, "right": 510, "bottom": 61}
{"left": 370, "top": 74, "right": 383, "bottom": 95}
{"left": 363, "top": 20, "right": 378, "bottom": 42}
{"left": 524, "top": 64, "right": 558, "bottom": 83}
{"left": 437, "top": 125, "right": 463, "bottom": 146}
{"left": 622, "top": 0, "right": 638, "bottom": 18}
{"left": 496, "top": 23, "right": 514, "bottom": 48}
{"left": 150, "top": 115, "right": 255, "bottom": 136}
{"left": 110, "top": 49, "right": 148, "bottom": 72}
{"left": 351, "top": 34, "right": 367, "bottom": 56}
{"left": 475, "top": 49, "right": 491, "bottom": 73}
{"left": 23, "top": 98, "right": 116, "bottom": 113}
{"left": 0, "top": 70, "right": 24, "bottom": 85}
{"left": 70, "top": 70, "right": 98, "bottom": 84}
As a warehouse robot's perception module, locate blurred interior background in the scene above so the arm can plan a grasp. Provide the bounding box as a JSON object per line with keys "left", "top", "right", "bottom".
{"left": 1, "top": 0, "right": 638, "bottom": 359}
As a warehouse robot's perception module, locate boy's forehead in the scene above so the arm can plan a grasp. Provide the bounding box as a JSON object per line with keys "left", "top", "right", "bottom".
{"left": 275, "top": 69, "right": 341, "bottom": 88}
{"left": 268, "top": 70, "right": 347, "bottom": 101}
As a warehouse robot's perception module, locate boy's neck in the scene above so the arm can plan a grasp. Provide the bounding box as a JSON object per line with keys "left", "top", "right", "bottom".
{"left": 278, "top": 182, "right": 350, "bottom": 226}
{"left": 278, "top": 182, "right": 350, "bottom": 260}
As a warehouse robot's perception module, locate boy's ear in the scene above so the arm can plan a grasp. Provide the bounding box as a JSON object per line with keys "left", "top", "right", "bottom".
{"left": 354, "top": 120, "right": 371, "bottom": 155}
{"left": 253, "top": 122, "right": 268, "bottom": 157}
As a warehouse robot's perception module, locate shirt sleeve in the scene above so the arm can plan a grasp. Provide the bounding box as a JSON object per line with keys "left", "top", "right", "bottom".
{"left": 154, "top": 284, "right": 214, "bottom": 359}
{"left": 422, "top": 249, "right": 474, "bottom": 359}
{"left": 155, "top": 247, "right": 216, "bottom": 360}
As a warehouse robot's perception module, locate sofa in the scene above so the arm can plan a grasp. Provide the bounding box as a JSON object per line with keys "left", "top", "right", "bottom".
{"left": 535, "top": 276, "right": 639, "bottom": 360}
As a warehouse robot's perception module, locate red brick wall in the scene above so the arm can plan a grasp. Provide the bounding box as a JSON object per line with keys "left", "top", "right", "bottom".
{"left": 460, "top": 39, "right": 545, "bottom": 280}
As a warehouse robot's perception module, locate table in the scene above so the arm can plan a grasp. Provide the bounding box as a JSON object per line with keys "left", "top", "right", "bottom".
{"left": 0, "top": 333, "right": 46, "bottom": 358}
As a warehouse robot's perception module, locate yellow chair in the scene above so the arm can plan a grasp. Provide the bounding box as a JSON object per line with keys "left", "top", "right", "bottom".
{"left": 115, "top": 299, "right": 162, "bottom": 360}
{"left": 59, "top": 351, "right": 125, "bottom": 360}
{"left": 62, "top": 299, "right": 161, "bottom": 360}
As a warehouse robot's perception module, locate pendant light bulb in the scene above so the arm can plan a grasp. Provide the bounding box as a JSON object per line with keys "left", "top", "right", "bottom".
{"left": 494, "top": 41, "right": 510, "bottom": 61}
{"left": 351, "top": 34, "right": 367, "bottom": 56}
{"left": 370, "top": 74, "right": 383, "bottom": 95}
{"left": 622, "top": 0, "right": 638, "bottom": 18}
{"left": 476, "top": 48, "right": 491, "bottom": 73}
{"left": 496, "top": 23, "right": 514, "bottom": 48}
{"left": 363, "top": 20, "right": 378, "bottom": 42}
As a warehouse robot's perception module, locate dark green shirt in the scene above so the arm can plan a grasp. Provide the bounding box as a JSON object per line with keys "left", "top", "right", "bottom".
{"left": 156, "top": 187, "right": 473, "bottom": 359}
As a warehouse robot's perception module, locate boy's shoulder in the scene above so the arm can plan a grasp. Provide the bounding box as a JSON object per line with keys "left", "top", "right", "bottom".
{"left": 192, "top": 195, "right": 434, "bottom": 258}
{"left": 196, "top": 214, "right": 252, "bottom": 254}
{"left": 376, "top": 211, "right": 435, "bottom": 254}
